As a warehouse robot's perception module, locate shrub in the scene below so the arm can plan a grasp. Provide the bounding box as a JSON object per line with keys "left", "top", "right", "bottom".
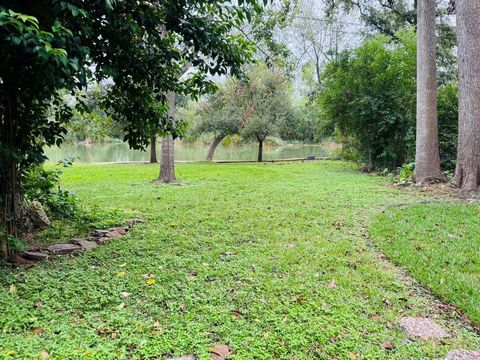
{"left": 396, "top": 162, "right": 415, "bottom": 186}
{"left": 318, "top": 29, "right": 459, "bottom": 172}
{"left": 21, "top": 157, "right": 78, "bottom": 220}
{"left": 318, "top": 30, "right": 416, "bottom": 170}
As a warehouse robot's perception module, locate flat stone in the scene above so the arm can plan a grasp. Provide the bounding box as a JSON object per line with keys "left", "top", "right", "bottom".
{"left": 73, "top": 239, "right": 98, "bottom": 250}
{"left": 95, "top": 237, "right": 112, "bottom": 244}
{"left": 399, "top": 317, "right": 449, "bottom": 339}
{"left": 47, "top": 244, "right": 82, "bottom": 254}
{"left": 106, "top": 230, "right": 122, "bottom": 239}
{"left": 9, "top": 254, "right": 34, "bottom": 266}
{"left": 167, "top": 356, "right": 196, "bottom": 360}
{"left": 22, "top": 251, "right": 49, "bottom": 261}
{"left": 93, "top": 229, "right": 109, "bottom": 238}
{"left": 128, "top": 218, "right": 145, "bottom": 227}
{"left": 444, "top": 350, "right": 480, "bottom": 360}
{"left": 109, "top": 226, "right": 128, "bottom": 235}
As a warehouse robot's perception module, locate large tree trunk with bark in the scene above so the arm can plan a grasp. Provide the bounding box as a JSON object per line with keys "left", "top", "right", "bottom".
{"left": 158, "top": 135, "right": 176, "bottom": 183}
{"left": 257, "top": 139, "right": 264, "bottom": 162}
{"left": 149, "top": 134, "right": 157, "bottom": 163}
{"left": 157, "top": 92, "right": 177, "bottom": 183}
{"left": 452, "top": 0, "right": 480, "bottom": 191}
{"left": 206, "top": 135, "right": 224, "bottom": 161}
{"left": 414, "top": 0, "right": 442, "bottom": 184}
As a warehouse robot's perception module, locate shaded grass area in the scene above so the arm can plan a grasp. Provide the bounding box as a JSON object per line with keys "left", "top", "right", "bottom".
{"left": 29, "top": 207, "right": 128, "bottom": 249}
{"left": 1, "top": 162, "right": 479, "bottom": 359}
{"left": 370, "top": 203, "right": 480, "bottom": 324}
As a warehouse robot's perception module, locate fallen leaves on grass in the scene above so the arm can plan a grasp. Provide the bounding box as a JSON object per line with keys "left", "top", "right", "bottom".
{"left": 231, "top": 310, "right": 242, "bottom": 319}
{"left": 296, "top": 295, "right": 306, "bottom": 303}
{"left": 208, "top": 344, "right": 230, "bottom": 360}
{"left": 31, "top": 327, "right": 44, "bottom": 335}
{"left": 328, "top": 279, "right": 336, "bottom": 289}
{"left": 187, "top": 270, "right": 198, "bottom": 278}
{"left": 381, "top": 341, "right": 393, "bottom": 350}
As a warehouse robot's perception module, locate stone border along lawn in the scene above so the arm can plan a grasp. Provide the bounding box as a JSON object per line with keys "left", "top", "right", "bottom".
{"left": 16, "top": 219, "right": 145, "bottom": 263}
{"left": 0, "top": 161, "right": 479, "bottom": 359}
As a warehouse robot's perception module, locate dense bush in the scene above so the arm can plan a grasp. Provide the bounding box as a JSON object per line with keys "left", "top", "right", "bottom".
{"left": 277, "top": 102, "right": 319, "bottom": 143}
{"left": 318, "top": 29, "right": 459, "bottom": 171}
{"left": 318, "top": 30, "right": 416, "bottom": 170}
{"left": 22, "top": 158, "right": 78, "bottom": 220}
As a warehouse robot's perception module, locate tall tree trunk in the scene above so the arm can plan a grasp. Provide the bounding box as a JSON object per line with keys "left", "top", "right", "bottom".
{"left": 257, "top": 139, "right": 263, "bottom": 162}
{"left": 157, "top": 92, "right": 177, "bottom": 183}
{"left": 1, "top": 89, "right": 18, "bottom": 259}
{"left": 149, "top": 133, "right": 157, "bottom": 163}
{"left": 414, "top": 0, "right": 442, "bottom": 184}
{"left": 158, "top": 135, "right": 176, "bottom": 183}
{"left": 452, "top": 0, "right": 480, "bottom": 191}
{"left": 206, "top": 134, "right": 224, "bottom": 161}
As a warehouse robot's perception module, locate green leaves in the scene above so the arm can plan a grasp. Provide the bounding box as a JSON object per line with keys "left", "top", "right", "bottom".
{"left": 318, "top": 30, "right": 417, "bottom": 170}
{"left": 0, "top": 0, "right": 268, "bottom": 242}
{"left": 0, "top": 9, "right": 39, "bottom": 31}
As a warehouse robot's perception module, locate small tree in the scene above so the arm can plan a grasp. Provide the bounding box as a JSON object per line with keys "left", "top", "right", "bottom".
{"left": 197, "top": 79, "right": 244, "bottom": 160}
{"left": 240, "top": 66, "right": 292, "bottom": 162}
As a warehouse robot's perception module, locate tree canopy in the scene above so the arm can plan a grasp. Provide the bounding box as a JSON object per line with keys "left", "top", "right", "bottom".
{"left": 0, "top": 0, "right": 265, "bottom": 256}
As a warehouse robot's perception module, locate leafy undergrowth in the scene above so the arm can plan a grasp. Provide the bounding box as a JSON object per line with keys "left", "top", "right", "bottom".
{"left": 370, "top": 203, "right": 480, "bottom": 324}
{"left": 1, "top": 162, "right": 479, "bottom": 359}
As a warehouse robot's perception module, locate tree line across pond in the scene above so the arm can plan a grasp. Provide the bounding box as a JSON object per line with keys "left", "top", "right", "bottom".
{"left": 62, "top": 64, "right": 319, "bottom": 164}
{"left": 1, "top": 0, "right": 480, "bottom": 261}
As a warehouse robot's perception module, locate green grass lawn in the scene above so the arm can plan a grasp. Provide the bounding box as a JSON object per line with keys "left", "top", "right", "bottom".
{"left": 1, "top": 162, "right": 479, "bottom": 359}
{"left": 370, "top": 203, "right": 480, "bottom": 324}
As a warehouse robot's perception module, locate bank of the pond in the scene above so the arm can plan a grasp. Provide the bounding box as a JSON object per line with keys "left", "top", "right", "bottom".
{"left": 44, "top": 141, "right": 332, "bottom": 163}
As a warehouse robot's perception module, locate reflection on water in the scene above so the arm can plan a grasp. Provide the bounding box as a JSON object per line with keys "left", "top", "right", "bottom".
{"left": 44, "top": 141, "right": 331, "bottom": 163}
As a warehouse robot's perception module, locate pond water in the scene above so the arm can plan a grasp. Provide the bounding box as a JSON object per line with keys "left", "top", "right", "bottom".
{"left": 44, "top": 141, "right": 331, "bottom": 163}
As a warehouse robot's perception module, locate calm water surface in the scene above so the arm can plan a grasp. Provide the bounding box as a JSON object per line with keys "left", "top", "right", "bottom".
{"left": 44, "top": 141, "right": 331, "bottom": 163}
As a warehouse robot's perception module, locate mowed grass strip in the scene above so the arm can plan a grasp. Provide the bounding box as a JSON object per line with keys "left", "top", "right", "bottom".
{"left": 1, "top": 162, "right": 479, "bottom": 359}
{"left": 371, "top": 203, "right": 480, "bottom": 324}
